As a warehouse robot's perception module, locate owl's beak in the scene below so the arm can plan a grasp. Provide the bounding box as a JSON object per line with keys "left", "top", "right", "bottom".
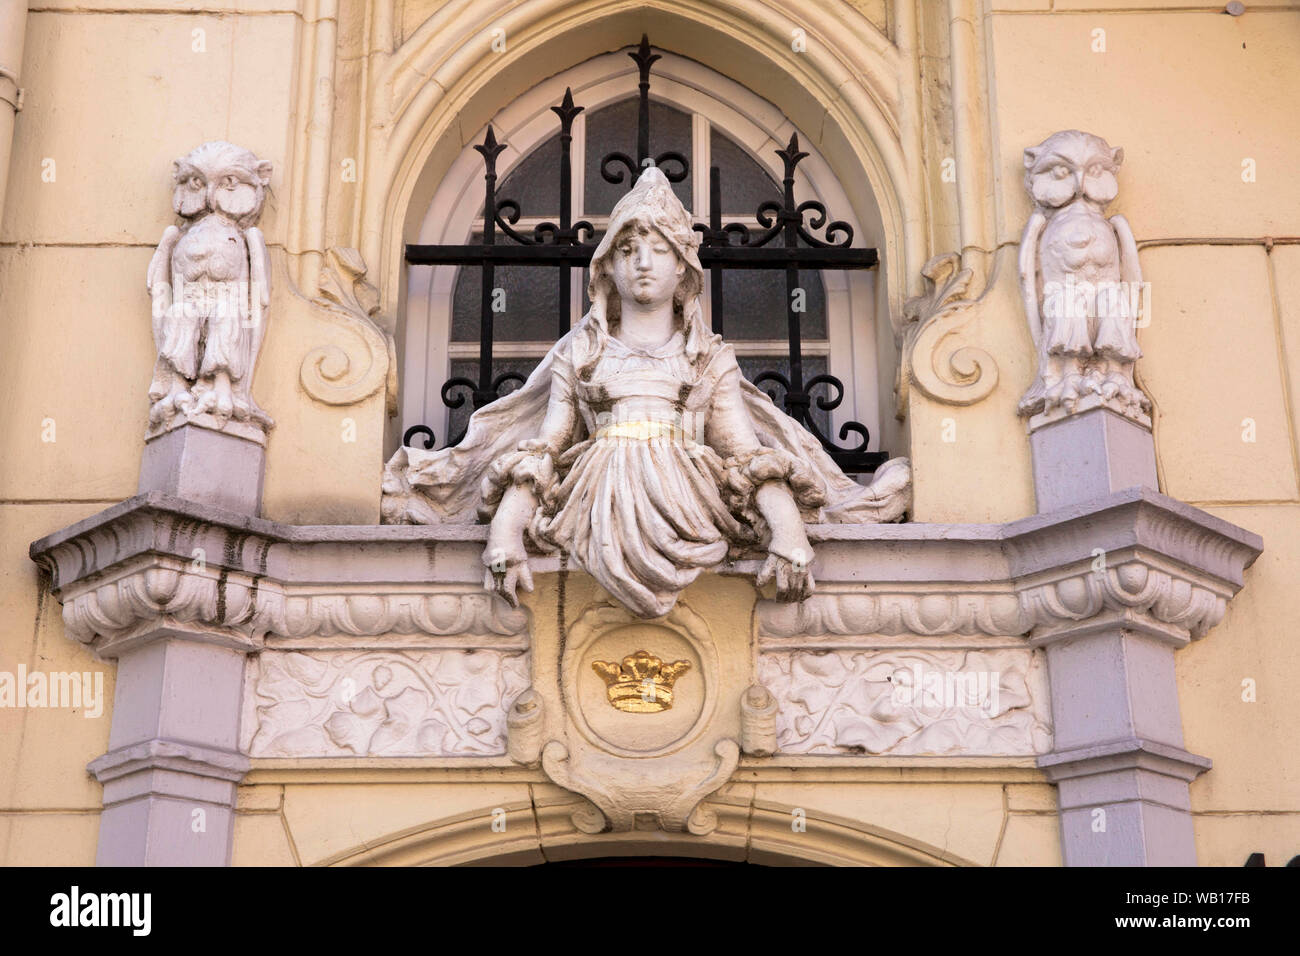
{"left": 1074, "top": 171, "right": 1085, "bottom": 191}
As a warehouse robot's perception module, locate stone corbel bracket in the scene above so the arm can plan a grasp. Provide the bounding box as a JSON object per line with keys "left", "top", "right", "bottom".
{"left": 29, "top": 492, "right": 527, "bottom": 660}
{"left": 1002, "top": 490, "right": 1258, "bottom": 648}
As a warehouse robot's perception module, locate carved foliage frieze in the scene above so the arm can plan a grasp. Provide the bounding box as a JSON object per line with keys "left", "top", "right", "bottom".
{"left": 242, "top": 649, "right": 530, "bottom": 757}
{"left": 757, "top": 648, "right": 1052, "bottom": 756}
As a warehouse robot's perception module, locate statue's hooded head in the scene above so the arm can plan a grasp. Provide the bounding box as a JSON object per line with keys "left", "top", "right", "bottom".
{"left": 577, "top": 165, "right": 713, "bottom": 372}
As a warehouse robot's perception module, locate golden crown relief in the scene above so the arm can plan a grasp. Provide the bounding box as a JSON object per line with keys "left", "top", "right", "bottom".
{"left": 591, "top": 650, "right": 692, "bottom": 713}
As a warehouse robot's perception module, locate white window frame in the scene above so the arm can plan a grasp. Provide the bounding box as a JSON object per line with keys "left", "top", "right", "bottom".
{"left": 404, "top": 50, "right": 881, "bottom": 450}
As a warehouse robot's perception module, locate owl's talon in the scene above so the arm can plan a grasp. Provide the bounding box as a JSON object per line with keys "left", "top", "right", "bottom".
{"left": 151, "top": 381, "right": 193, "bottom": 424}
{"left": 214, "top": 394, "right": 234, "bottom": 426}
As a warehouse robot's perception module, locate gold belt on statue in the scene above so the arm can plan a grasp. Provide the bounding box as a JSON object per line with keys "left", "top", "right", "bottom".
{"left": 593, "top": 420, "right": 689, "bottom": 442}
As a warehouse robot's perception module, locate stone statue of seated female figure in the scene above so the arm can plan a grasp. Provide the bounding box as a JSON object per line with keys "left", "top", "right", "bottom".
{"left": 381, "top": 165, "right": 912, "bottom": 619}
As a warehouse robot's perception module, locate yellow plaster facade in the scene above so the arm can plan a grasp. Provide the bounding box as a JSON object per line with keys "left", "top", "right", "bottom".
{"left": 2, "top": 0, "right": 1297, "bottom": 866}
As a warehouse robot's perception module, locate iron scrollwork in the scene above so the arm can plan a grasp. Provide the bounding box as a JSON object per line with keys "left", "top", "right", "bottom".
{"left": 404, "top": 35, "right": 885, "bottom": 473}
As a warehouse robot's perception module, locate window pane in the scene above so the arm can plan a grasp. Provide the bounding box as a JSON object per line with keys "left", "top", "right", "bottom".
{"left": 451, "top": 237, "right": 565, "bottom": 342}
{"left": 716, "top": 267, "right": 826, "bottom": 340}
{"left": 737, "top": 354, "right": 832, "bottom": 437}
{"left": 498, "top": 134, "right": 562, "bottom": 219}
{"left": 584, "top": 98, "right": 692, "bottom": 215}
{"left": 445, "top": 357, "right": 542, "bottom": 443}
{"left": 709, "top": 128, "right": 780, "bottom": 214}
{"left": 579, "top": 262, "right": 826, "bottom": 341}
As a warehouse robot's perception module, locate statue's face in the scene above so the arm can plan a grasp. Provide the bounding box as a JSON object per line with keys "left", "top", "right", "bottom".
{"left": 608, "top": 225, "right": 685, "bottom": 309}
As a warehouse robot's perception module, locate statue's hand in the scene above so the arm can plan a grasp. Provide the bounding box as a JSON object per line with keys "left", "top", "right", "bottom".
{"left": 757, "top": 545, "right": 815, "bottom": 604}
{"left": 482, "top": 539, "right": 534, "bottom": 608}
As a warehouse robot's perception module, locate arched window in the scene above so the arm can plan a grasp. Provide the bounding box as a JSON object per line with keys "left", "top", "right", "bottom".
{"left": 403, "top": 48, "right": 882, "bottom": 461}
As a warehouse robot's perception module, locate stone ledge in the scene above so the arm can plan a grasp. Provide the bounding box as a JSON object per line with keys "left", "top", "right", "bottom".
{"left": 29, "top": 487, "right": 1262, "bottom": 650}
{"left": 1038, "top": 736, "right": 1212, "bottom": 784}
{"left": 90, "top": 739, "right": 252, "bottom": 808}
{"left": 88, "top": 738, "right": 251, "bottom": 785}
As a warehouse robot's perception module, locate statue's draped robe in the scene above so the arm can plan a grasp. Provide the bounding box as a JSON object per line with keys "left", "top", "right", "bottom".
{"left": 382, "top": 319, "right": 910, "bottom": 616}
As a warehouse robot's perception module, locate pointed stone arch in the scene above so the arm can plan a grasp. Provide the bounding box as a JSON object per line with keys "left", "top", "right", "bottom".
{"left": 358, "top": 0, "right": 922, "bottom": 342}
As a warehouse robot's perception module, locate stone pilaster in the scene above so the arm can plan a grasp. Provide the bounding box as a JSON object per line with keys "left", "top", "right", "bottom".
{"left": 1022, "top": 397, "right": 1257, "bottom": 865}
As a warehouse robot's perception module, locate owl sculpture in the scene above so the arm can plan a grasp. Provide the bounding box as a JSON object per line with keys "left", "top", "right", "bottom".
{"left": 146, "top": 141, "right": 273, "bottom": 431}
{"left": 1017, "top": 130, "right": 1150, "bottom": 422}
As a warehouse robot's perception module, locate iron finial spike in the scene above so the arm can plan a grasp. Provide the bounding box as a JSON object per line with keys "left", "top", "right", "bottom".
{"left": 474, "top": 125, "right": 507, "bottom": 172}
{"left": 552, "top": 87, "right": 585, "bottom": 128}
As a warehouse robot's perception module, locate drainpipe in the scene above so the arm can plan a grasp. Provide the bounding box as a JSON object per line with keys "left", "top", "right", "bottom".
{"left": 0, "top": 0, "right": 28, "bottom": 233}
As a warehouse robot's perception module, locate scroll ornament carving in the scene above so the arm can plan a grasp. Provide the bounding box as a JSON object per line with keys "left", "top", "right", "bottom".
{"left": 146, "top": 141, "right": 274, "bottom": 436}
{"left": 541, "top": 738, "right": 740, "bottom": 835}
{"left": 299, "top": 247, "right": 398, "bottom": 414}
{"left": 896, "top": 252, "right": 999, "bottom": 414}
{"left": 1017, "top": 130, "right": 1151, "bottom": 426}
{"left": 245, "top": 649, "right": 529, "bottom": 757}
{"left": 757, "top": 649, "right": 1052, "bottom": 756}
{"left": 506, "top": 689, "right": 545, "bottom": 766}
{"left": 513, "top": 599, "right": 740, "bottom": 835}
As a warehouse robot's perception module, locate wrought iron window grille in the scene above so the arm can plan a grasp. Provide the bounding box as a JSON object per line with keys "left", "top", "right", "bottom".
{"left": 404, "top": 34, "right": 886, "bottom": 474}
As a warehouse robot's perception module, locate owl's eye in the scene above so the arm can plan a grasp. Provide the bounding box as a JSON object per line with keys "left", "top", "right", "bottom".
{"left": 222, "top": 176, "right": 239, "bottom": 190}
{"left": 189, "top": 177, "right": 203, "bottom": 190}
{"left": 1087, "top": 164, "right": 1103, "bottom": 177}
{"left": 1051, "top": 165, "right": 1070, "bottom": 180}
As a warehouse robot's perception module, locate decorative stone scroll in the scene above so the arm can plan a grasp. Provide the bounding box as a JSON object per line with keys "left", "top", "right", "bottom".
{"left": 757, "top": 589, "right": 1028, "bottom": 642}
{"left": 897, "top": 252, "right": 1000, "bottom": 413}
{"left": 58, "top": 567, "right": 528, "bottom": 651}
{"left": 515, "top": 599, "right": 744, "bottom": 835}
{"left": 299, "top": 247, "right": 398, "bottom": 415}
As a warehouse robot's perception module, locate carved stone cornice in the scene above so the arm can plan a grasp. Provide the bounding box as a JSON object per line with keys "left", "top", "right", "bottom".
{"left": 1003, "top": 489, "right": 1260, "bottom": 646}
{"left": 30, "top": 492, "right": 526, "bottom": 657}
{"left": 32, "top": 488, "right": 1259, "bottom": 657}
{"left": 755, "top": 488, "right": 1260, "bottom": 647}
